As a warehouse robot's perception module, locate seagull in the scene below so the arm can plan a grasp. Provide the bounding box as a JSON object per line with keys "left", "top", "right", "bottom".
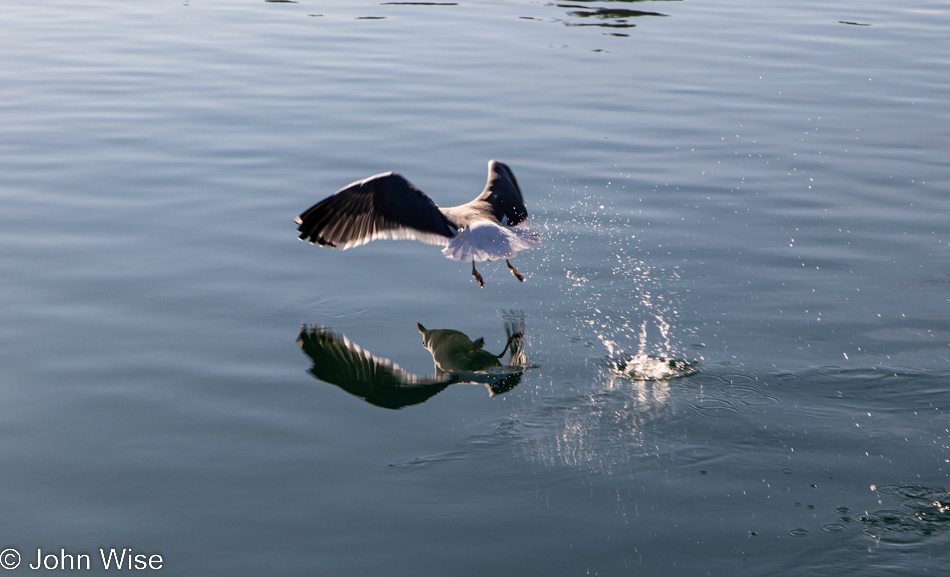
{"left": 295, "top": 160, "right": 540, "bottom": 287}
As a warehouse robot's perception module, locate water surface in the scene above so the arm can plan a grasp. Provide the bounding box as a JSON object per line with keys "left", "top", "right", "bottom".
{"left": 1, "top": 0, "right": 949, "bottom": 574}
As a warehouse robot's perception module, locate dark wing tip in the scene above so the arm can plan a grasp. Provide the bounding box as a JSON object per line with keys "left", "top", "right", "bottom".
{"left": 488, "top": 159, "right": 509, "bottom": 171}
{"left": 480, "top": 159, "right": 528, "bottom": 226}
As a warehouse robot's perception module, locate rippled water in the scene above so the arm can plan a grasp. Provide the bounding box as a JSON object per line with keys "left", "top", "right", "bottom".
{"left": 2, "top": 0, "right": 949, "bottom": 575}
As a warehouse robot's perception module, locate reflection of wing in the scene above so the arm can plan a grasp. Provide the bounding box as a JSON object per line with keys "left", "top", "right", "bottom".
{"left": 487, "top": 373, "right": 523, "bottom": 396}
{"left": 295, "top": 172, "right": 456, "bottom": 249}
{"left": 297, "top": 325, "right": 451, "bottom": 410}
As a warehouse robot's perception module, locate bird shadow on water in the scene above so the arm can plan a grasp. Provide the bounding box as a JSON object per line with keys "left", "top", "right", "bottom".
{"left": 296, "top": 311, "right": 534, "bottom": 409}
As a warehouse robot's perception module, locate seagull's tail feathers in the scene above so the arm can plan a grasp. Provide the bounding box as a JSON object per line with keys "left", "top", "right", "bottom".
{"left": 441, "top": 221, "right": 540, "bottom": 263}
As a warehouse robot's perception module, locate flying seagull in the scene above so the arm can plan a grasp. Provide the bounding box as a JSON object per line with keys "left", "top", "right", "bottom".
{"left": 295, "top": 160, "right": 540, "bottom": 287}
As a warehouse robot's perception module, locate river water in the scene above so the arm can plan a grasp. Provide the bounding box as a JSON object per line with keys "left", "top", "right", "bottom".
{"left": 1, "top": 0, "right": 949, "bottom": 575}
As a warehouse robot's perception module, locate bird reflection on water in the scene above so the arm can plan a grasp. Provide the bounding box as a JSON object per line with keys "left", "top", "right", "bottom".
{"left": 297, "top": 312, "right": 531, "bottom": 409}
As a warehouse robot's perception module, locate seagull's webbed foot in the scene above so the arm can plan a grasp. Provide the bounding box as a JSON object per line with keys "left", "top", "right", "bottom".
{"left": 506, "top": 259, "right": 525, "bottom": 282}
{"left": 472, "top": 261, "right": 485, "bottom": 288}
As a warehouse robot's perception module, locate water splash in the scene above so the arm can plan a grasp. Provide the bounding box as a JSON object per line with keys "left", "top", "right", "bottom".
{"left": 604, "top": 321, "right": 698, "bottom": 381}
{"left": 610, "top": 352, "right": 698, "bottom": 381}
{"left": 538, "top": 177, "right": 699, "bottom": 381}
{"left": 516, "top": 178, "right": 700, "bottom": 474}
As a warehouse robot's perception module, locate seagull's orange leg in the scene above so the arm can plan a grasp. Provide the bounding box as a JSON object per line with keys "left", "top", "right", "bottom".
{"left": 472, "top": 261, "right": 485, "bottom": 288}
{"left": 506, "top": 259, "right": 525, "bottom": 282}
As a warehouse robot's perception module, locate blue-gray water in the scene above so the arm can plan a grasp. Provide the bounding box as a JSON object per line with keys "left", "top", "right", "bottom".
{"left": 2, "top": 0, "right": 949, "bottom": 574}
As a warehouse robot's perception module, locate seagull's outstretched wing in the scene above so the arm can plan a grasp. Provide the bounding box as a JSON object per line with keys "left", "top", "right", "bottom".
{"left": 474, "top": 160, "right": 529, "bottom": 227}
{"left": 296, "top": 172, "right": 457, "bottom": 249}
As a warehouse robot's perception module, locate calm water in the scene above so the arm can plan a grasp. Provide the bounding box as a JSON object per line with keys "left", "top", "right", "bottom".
{"left": 2, "top": 0, "right": 949, "bottom": 574}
